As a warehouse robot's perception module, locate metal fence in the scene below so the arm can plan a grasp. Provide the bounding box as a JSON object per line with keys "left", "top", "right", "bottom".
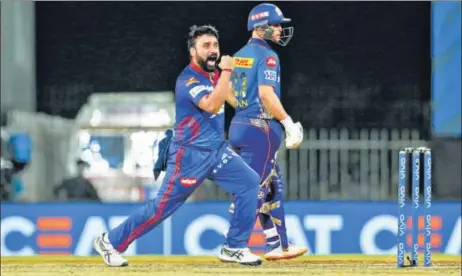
{"left": 5, "top": 109, "right": 428, "bottom": 202}
{"left": 196, "top": 128, "right": 428, "bottom": 202}
{"left": 279, "top": 128, "right": 427, "bottom": 201}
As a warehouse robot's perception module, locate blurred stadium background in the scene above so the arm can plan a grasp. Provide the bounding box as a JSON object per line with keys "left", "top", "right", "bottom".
{"left": 1, "top": 2, "right": 460, "bottom": 257}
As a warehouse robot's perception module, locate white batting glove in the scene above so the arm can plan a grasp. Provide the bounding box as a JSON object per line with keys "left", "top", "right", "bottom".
{"left": 280, "top": 117, "right": 304, "bottom": 149}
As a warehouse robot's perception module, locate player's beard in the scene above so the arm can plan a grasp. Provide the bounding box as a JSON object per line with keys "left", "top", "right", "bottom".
{"left": 197, "top": 54, "right": 218, "bottom": 73}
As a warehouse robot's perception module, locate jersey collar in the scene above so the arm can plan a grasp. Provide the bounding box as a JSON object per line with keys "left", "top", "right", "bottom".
{"left": 189, "top": 61, "right": 220, "bottom": 86}
{"left": 248, "top": 38, "right": 272, "bottom": 50}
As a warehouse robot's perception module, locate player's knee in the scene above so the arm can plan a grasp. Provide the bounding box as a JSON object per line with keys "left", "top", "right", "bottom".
{"left": 243, "top": 169, "right": 260, "bottom": 196}
{"left": 233, "top": 165, "right": 259, "bottom": 196}
{"left": 250, "top": 169, "right": 260, "bottom": 188}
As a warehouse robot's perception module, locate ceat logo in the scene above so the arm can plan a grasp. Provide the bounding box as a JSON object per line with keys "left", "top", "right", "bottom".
{"left": 266, "top": 57, "right": 277, "bottom": 68}
{"left": 0, "top": 216, "right": 137, "bottom": 256}
{"left": 180, "top": 177, "right": 198, "bottom": 187}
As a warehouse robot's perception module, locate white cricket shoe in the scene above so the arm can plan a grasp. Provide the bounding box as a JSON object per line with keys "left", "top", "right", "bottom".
{"left": 93, "top": 233, "right": 129, "bottom": 267}
{"left": 218, "top": 245, "right": 262, "bottom": 266}
{"left": 264, "top": 244, "right": 308, "bottom": 261}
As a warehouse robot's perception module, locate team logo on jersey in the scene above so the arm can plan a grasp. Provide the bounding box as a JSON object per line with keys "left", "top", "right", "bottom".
{"left": 180, "top": 177, "right": 198, "bottom": 187}
{"left": 265, "top": 57, "right": 277, "bottom": 68}
{"left": 264, "top": 70, "right": 277, "bottom": 81}
{"left": 185, "top": 77, "right": 200, "bottom": 87}
{"left": 234, "top": 57, "right": 254, "bottom": 69}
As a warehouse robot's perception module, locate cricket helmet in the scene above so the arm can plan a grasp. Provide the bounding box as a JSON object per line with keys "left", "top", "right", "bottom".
{"left": 247, "top": 3, "right": 294, "bottom": 46}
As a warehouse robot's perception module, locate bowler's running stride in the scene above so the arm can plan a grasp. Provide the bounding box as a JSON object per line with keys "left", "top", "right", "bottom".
{"left": 93, "top": 25, "right": 262, "bottom": 267}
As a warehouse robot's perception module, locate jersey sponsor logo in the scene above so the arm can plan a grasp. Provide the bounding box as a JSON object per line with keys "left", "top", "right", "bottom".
{"left": 264, "top": 70, "right": 277, "bottom": 81}
{"left": 189, "top": 85, "right": 213, "bottom": 98}
{"left": 266, "top": 57, "right": 277, "bottom": 68}
{"left": 185, "top": 77, "right": 200, "bottom": 87}
{"left": 180, "top": 177, "right": 198, "bottom": 187}
{"left": 250, "top": 11, "right": 269, "bottom": 21}
{"left": 234, "top": 57, "right": 254, "bottom": 69}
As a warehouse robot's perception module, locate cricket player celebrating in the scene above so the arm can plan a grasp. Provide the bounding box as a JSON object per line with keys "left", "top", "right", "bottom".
{"left": 93, "top": 25, "right": 263, "bottom": 267}
{"left": 227, "top": 3, "right": 308, "bottom": 260}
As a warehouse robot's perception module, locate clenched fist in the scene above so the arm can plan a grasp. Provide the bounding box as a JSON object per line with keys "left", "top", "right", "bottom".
{"left": 219, "top": 55, "right": 234, "bottom": 71}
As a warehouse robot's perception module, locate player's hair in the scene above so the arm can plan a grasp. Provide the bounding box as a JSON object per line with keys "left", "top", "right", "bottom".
{"left": 187, "top": 25, "right": 219, "bottom": 52}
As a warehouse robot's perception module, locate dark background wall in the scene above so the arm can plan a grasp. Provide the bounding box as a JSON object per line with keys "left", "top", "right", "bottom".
{"left": 35, "top": 2, "right": 431, "bottom": 135}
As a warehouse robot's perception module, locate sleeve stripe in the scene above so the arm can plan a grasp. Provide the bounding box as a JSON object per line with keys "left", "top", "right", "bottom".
{"left": 189, "top": 85, "right": 213, "bottom": 98}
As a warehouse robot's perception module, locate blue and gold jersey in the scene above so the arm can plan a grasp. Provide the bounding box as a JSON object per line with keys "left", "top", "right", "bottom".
{"left": 232, "top": 38, "right": 281, "bottom": 120}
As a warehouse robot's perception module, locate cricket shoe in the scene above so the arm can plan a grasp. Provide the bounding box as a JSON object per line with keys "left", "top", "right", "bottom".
{"left": 93, "top": 233, "right": 129, "bottom": 267}
{"left": 218, "top": 245, "right": 262, "bottom": 266}
{"left": 264, "top": 244, "right": 308, "bottom": 261}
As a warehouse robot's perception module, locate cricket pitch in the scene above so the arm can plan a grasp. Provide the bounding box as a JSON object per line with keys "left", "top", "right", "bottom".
{"left": 1, "top": 254, "right": 461, "bottom": 276}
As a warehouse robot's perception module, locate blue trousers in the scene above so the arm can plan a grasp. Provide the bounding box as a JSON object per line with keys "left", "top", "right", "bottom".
{"left": 228, "top": 118, "right": 282, "bottom": 185}
{"left": 229, "top": 118, "right": 290, "bottom": 248}
{"left": 108, "top": 142, "right": 260, "bottom": 253}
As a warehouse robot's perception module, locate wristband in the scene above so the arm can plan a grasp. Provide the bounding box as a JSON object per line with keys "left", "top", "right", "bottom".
{"left": 221, "top": 69, "right": 232, "bottom": 73}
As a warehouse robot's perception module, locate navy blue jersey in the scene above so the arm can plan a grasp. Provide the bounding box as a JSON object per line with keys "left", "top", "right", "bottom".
{"left": 173, "top": 62, "right": 224, "bottom": 149}
{"left": 232, "top": 38, "right": 281, "bottom": 120}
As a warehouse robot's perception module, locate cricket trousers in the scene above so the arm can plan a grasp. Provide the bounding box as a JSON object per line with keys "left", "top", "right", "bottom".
{"left": 228, "top": 117, "right": 283, "bottom": 187}
{"left": 108, "top": 141, "right": 260, "bottom": 253}
{"left": 228, "top": 117, "right": 290, "bottom": 248}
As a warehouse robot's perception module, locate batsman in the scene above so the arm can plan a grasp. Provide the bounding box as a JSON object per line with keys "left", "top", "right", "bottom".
{"left": 227, "top": 3, "right": 308, "bottom": 261}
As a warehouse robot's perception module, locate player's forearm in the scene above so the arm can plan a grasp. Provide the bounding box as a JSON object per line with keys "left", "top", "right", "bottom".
{"left": 226, "top": 84, "right": 238, "bottom": 108}
{"left": 259, "top": 88, "right": 289, "bottom": 121}
{"left": 205, "top": 71, "right": 232, "bottom": 111}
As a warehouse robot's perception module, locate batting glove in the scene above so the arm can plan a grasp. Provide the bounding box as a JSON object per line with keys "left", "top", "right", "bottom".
{"left": 280, "top": 117, "right": 304, "bottom": 149}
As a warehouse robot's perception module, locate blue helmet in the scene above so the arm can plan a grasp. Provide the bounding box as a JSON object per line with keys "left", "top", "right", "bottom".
{"left": 247, "top": 3, "right": 294, "bottom": 46}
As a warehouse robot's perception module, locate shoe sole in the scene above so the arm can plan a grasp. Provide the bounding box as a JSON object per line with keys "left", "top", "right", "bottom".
{"left": 93, "top": 237, "right": 129, "bottom": 267}
{"left": 264, "top": 248, "right": 308, "bottom": 261}
{"left": 219, "top": 258, "right": 262, "bottom": 266}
